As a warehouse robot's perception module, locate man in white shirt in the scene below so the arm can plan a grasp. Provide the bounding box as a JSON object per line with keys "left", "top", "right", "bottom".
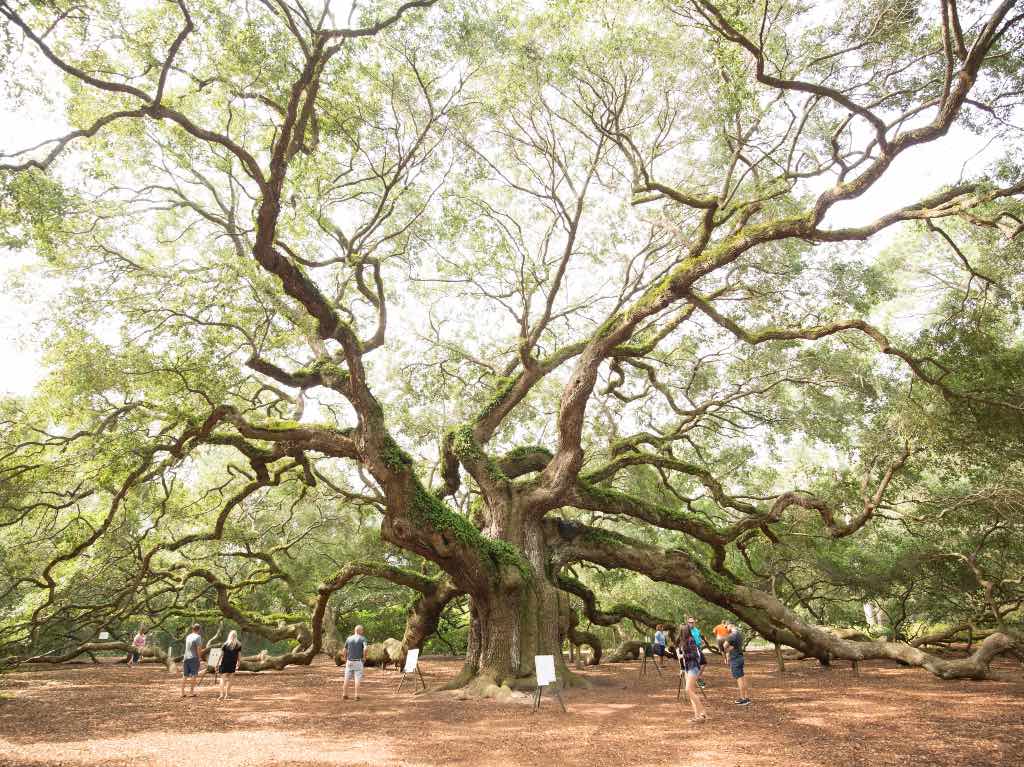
{"left": 180, "top": 624, "right": 204, "bottom": 698}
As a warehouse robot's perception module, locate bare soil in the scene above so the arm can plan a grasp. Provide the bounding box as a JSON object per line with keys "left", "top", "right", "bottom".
{"left": 1, "top": 652, "right": 1021, "bottom": 766}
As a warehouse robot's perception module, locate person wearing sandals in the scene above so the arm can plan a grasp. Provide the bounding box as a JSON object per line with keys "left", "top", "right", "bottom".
{"left": 180, "top": 623, "right": 203, "bottom": 698}
{"left": 218, "top": 630, "right": 242, "bottom": 700}
{"left": 676, "top": 622, "right": 707, "bottom": 722}
{"left": 652, "top": 624, "right": 667, "bottom": 669}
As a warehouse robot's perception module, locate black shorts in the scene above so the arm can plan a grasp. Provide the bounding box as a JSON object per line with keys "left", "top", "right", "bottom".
{"left": 652, "top": 644, "right": 666, "bottom": 657}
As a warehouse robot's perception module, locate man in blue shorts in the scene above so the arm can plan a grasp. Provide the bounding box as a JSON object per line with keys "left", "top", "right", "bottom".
{"left": 180, "top": 623, "right": 203, "bottom": 698}
{"left": 724, "top": 621, "right": 751, "bottom": 705}
{"left": 652, "top": 624, "right": 667, "bottom": 669}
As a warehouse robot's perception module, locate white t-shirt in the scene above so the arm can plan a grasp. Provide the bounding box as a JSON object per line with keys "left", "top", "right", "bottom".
{"left": 184, "top": 632, "right": 202, "bottom": 659}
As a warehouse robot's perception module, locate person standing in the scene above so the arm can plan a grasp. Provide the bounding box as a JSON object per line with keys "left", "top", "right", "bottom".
{"left": 128, "top": 627, "right": 147, "bottom": 667}
{"left": 342, "top": 625, "right": 368, "bottom": 701}
{"left": 676, "top": 623, "right": 707, "bottom": 722}
{"left": 180, "top": 624, "right": 204, "bottom": 698}
{"left": 686, "top": 617, "right": 709, "bottom": 688}
{"left": 652, "top": 624, "right": 667, "bottom": 669}
{"left": 218, "top": 630, "right": 242, "bottom": 701}
{"left": 724, "top": 621, "right": 751, "bottom": 705}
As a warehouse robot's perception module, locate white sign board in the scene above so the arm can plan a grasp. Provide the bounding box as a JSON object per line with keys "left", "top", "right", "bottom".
{"left": 207, "top": 648, "right": 223, "bottom": 669}
{"left": 535, "top": 654, "right": 556, "bottom": 687}
{"left": 403, "top": 648, "right": 419, "bottom": 673}
{"left": 98, "top": 631, "right": 110, "bottom": 640}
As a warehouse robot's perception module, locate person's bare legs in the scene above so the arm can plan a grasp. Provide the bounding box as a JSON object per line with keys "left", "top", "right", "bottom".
{"left": 686, "top": 674, "right": 706, "bottom": 720}
{"left": 353, "top": 673, "right": 360, "bottom": 701}
{"left": 737, "top": 674, "right": 749, "bottom": 700}
{"left": 223, "top": 675, "right": 233, "bottom": 700}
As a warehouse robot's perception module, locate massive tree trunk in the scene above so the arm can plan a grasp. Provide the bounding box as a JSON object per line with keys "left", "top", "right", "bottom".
{"left": 445, "top": 518, "right": 572, "bottom": 693}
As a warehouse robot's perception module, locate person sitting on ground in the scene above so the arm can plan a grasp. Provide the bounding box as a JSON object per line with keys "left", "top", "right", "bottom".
{"left": 128, "top": 627, "right": 147, "bottom": 667}
{"left": 180, "top": 623, "right": 204, "bottom": 698}
{"left": 676, "top": 622, "right": 707, "bottom": 723}
{"left": 218, "top": 630, "right": 242, "bottom": 701}
{"left": 342, "top": 625, "right": 368, "bottom": 701}
{"left": 723, "top": 621, "right": 751, "bottom": 706}
{"left": 653, "top": 624, "right": 667, "bottom": 669}
{"left": 712, "top": 618, "right": 731, "bottom": 660}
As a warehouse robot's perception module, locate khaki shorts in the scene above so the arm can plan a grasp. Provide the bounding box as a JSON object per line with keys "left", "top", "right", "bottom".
{"left": 344, "top": 660, "right": 364, "bottom": 681}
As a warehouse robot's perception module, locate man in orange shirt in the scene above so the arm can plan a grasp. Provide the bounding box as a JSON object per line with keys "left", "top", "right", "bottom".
{"left": 712, "top": 619, "right": 732, "bottom": 661}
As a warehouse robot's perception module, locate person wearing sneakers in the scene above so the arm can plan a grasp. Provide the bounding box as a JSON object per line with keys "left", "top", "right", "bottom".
{"left": 676, "top": 622, "right": 707, "bottom": 722}
{"left": 724, "top": 621, "right": 751, "bottom": 706}
{"left": 686, "top": 616, "right": 709, "bottom": 689}
{"left": 342, "top": 625, "right": 368, "bottom": 701}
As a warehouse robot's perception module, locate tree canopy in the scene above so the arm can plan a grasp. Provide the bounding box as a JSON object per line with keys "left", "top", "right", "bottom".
{"left": 1, "top": 0, "right": 1023, "bottom": 688}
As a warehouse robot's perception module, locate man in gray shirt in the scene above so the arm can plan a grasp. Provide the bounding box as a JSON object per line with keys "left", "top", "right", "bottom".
{"left": 180, "top": 623, "right": 203, "bottom": 698}
{"left": 724, "top": 621, "right": 751, "bottom": 705}
{"left": 342, "top": 625, "right": 368, "bottom": 701}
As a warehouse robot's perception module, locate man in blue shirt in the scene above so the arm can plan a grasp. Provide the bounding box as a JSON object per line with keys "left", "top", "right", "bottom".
{"left": 652, "top": 624, "right": 667, "bottom": 669}
{"left": 686, "top": 616, "right": 709, "bottom": 688}
{"left": 342, "top": 625, "right": 368, "bottom": 701}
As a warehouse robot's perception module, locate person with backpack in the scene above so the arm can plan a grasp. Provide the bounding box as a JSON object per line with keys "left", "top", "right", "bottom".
{"left": 686, "top": 616, "right": 710, "bottom": 689}
{"left": 676, "top": 622, "right": 707, "bottom": 722}
{"left": 342, "top": 625, "right": 368, "bottom": 701}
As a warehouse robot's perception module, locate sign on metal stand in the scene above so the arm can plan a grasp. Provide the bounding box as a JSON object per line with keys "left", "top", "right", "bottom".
{"left": 531, "top": 655, "right": 566, "bottom": 713}
{"left": 397, "top": 648, "right": 427, "bottom": 693}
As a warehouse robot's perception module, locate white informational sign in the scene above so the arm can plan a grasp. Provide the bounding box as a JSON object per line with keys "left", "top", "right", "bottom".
{"left": 98, "top": 631, "right": 110, "bottom": 640}
{"left": 403, "top": 648, "right": 420, "bottom": 673}
{"left": 535, "top": 654, "right": 556, "bottom": 687}
{"left": 207, "top": 648, "right": 223, "bottom": 669}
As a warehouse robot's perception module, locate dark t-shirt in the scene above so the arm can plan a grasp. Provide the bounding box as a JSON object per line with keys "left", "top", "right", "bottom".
{"left": 345, "top": 635, "right": 367, "bottom": 661}
{"left": 726, "top": 630, "right": 744, "bottom": 657}
{"left": 219, "top": 644, "right": 241, "bottom": 673}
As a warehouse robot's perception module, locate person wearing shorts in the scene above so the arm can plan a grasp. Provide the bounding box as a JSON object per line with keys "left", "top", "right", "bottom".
{"left": 676, "top": 623, "right": 706, "bottom": 722}
{"left": 686, "top": 616, "right": 709, "bottom": 688}
{"left": 342, "top": 625, "right": 368, "bottom": 701}
{"left": 724, "top": 622, "right": 751, "bottom": 705}
{"left": 180, "top": 624, "right": 203, "bottom": 698}
{"left": 652, "top": 624, "right": 667, "bottom": 669}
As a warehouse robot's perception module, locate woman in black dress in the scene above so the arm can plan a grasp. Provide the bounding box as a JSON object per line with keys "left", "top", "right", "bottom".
{"left": 218, "top": 630, "right": 242, "bottom": 700}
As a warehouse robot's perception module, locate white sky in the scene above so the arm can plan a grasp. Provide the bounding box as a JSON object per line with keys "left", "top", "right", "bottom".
{"left": 0, "top": 2, "right": 1011, "bottom": 398}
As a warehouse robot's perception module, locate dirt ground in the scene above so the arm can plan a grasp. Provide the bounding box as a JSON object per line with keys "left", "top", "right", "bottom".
{"left": 1, "top": 652, "right": 1021, "bottom": 767}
